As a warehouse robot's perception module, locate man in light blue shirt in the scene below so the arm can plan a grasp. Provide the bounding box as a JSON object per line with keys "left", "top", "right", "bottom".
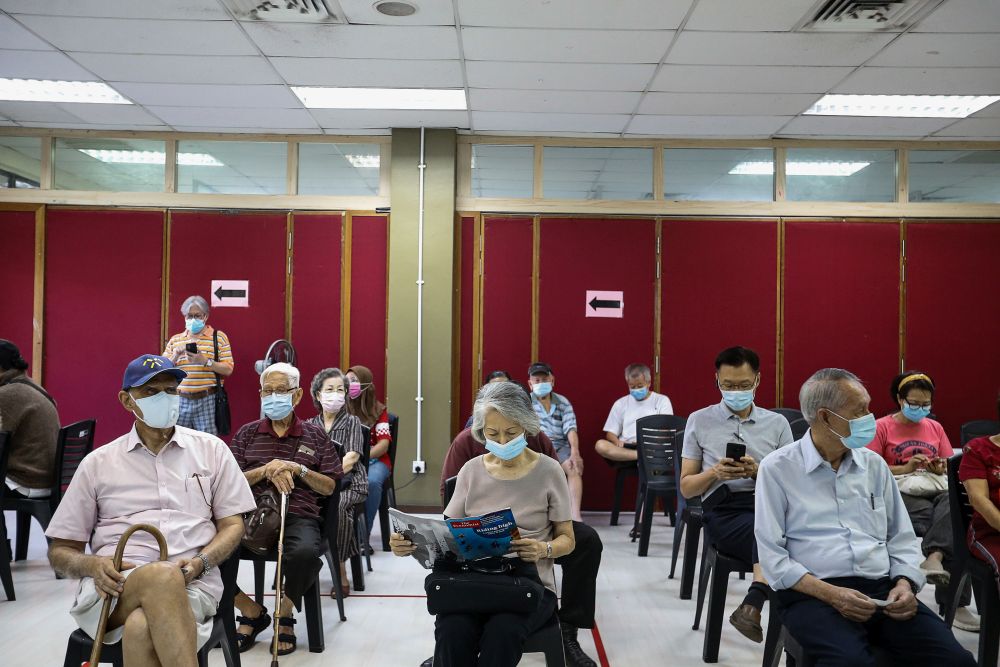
{"left": 527, "top": 362, "right": 583, "bottom": 522}
{"left": 755, "top": 368, "right": 974, "bottom": 666}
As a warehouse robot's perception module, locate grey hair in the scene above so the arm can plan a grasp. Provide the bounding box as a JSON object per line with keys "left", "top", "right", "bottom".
{"left": 799, "top": 368, "right": 867, "bottom": 424}
{"left": 470, "top": 381, "right": 541, "bottom": 443}
{"left": 261, "top": 362, "right": 300, "bottom": 389}
{"left": 180, "top": 295, "right": 209, "bottom": 317}
{"left": 625, "top": 363, "right": 651, "bottom": 382}
{"left": 310, "top": 367, "right": 344, "bottom": 411}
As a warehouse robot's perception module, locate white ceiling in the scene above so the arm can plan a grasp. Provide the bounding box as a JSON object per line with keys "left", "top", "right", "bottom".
{"left": 0, "top": 0, "right": 998, "bottom": 139}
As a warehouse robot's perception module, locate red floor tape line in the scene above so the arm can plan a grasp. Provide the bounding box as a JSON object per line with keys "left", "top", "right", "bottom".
{"left": 591, "top": 622, "right": 611, "bottom": 667}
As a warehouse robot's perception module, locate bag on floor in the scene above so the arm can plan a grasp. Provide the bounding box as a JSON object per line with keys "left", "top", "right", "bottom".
{"left": 894, "top": 471, "right": 947, "bottom": 498}
{"left": 424, "top": 557, "right": 545, "bottom": 616}
{"left": 242, "top": 488, "right": 282, "bottom": 555}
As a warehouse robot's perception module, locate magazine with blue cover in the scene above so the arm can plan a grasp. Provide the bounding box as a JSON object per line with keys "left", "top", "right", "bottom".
{"left": 389, "top": 507, "right": 520, "bottom": 569}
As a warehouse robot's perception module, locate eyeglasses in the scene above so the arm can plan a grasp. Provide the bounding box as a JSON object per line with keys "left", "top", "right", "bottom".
{"left": 904, "top": 400, "right": 932, "bottom": 409}
{"left": 260, "top": 389, "right": 295, "bottom": 397}
{"left": 719, "top": 382, "right": 756, "bottom": 391}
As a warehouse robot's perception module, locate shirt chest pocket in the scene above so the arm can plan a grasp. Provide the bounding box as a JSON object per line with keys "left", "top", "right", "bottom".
{"left": 182, "top": 474, "right": 214, "bottom": 517}
{"left": 854, "top": 495, "right": 888, "bottom": 540}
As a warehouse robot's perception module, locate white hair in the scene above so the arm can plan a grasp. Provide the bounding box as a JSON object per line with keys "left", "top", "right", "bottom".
{"left": 625, "top": 363, "right": 651, "bottom": 382}
{"left": 470, "top": 381, "right": 540, "bottom": 443}
{"left": 181, "top": 295, "right": 209, "bottom": 317}
{"left": 261, "top": 362, "right": 300, "bottom": 389}
{"left": 799, "top": 368, "right": 866, "bottom": 424}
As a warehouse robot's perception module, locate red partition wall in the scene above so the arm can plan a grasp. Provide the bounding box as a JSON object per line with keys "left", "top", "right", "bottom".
{"left": 660, "top": 219, "right": 779, "bottom": 415}
{"left": 0, "top": 209, "right": 36, "bottom": 370}
{"left": 783, "top": 221, "right": 901, "bottom": 415}
{"left": 538, "top": 217, "right": 657, "bottom": 510}
{"left": 457, "top": 215, "right": 476, "bottom": 434}
{"left": 905, "top": 221, "right": 1000, "bottom": 441}
{"left": 44, "top": 208, "right": 164, "bottom": 438}
{"left": 481, "top": 217, "right": 533, "bottom": 380}
{"left": 291, "top": 213, "right": 342, "bottom": 420}
{"left": 169, "top": 211, "right": 287, "bottom": 436}
{"left": 348, "top": 214, "right": 389, "bottom": 404}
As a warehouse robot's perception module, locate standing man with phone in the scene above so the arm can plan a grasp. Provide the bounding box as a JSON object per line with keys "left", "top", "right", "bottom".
{"left": 679, "top": 346, "right": 793, "bottom": 644}
{"left": 163, "top": 295, "right": 234, "bottom": 435}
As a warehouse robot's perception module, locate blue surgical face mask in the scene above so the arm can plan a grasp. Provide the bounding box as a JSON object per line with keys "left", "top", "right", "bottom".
{"left": 721, "top": 389, "right": 755, "bottom": 412}
{"left": 630, "top": 386, "right": 649, "bottom": 401}
{"left": 827, "top": 410, "right": 877, "bottom": 449}
{"left": 485, "top": 433, "right": 528, "bottom": 461}
{"left": 902, "top": 403, "right": 931, "bottom": 423}
{"left": 262, "top": 392, "right": 295, "bottom": 421}
{"left": 186, "top": 318, "right": 205, "bottom": 334}
{"left": 132, "top": 391, "right": 180, "bottom": 429}
{"left": 532, "top": 382, "right": 553, "bottom": 398}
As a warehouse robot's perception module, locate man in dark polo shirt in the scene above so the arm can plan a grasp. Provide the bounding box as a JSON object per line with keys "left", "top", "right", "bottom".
{"left": 228, "top": 362, "right": 343, "bottom": 656}
{"left": 439, "top": 384, "right": 604, "bottom": 667}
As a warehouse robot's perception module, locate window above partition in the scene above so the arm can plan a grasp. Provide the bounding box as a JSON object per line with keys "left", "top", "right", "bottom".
{"left": 908, "top": 150, "right": 1000, "bottom": 203}
{"left": 664, "top": 148, "right": 774, "bottom": 201}
{"left": 543, "top": 146, "right": 653, "bottom": 201}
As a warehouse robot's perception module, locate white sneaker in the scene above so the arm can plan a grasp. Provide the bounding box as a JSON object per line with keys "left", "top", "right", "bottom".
{"left": 953, "top": 607, "right": 981, "bottom": 633}
{"left": 920, "top": 558, "right": 951, "bottom": 587}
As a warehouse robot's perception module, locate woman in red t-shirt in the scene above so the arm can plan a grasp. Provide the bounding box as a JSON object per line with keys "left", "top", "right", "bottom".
{"left": 958, "top": 396, "right": 1000, "bottom": 600}
{"left": 346, "top": 365, "right": 393, "bottom": 540}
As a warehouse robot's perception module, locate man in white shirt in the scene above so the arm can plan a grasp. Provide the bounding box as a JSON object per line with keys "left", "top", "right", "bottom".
{"left": 596, "top": 363, "right": 673, "bottom": 463}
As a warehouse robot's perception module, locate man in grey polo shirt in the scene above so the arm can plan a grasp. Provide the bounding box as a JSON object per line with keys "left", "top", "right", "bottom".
{"left": 680, "top": 346, "right": 793, "bottom": 643}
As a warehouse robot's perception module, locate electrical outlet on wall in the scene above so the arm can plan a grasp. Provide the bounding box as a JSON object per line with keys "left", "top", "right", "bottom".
{"left": 412, "top": 460, "right": 425, "bottom": 474}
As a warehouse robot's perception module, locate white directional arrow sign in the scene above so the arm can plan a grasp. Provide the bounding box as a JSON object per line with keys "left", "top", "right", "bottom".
{"left": 211, "top": 280, "right": 249, "bottom": 307}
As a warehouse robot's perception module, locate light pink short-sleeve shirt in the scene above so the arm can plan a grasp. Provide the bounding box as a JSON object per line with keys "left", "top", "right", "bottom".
{"left": 46, "top": 424, "right": 256, "bottom": 603}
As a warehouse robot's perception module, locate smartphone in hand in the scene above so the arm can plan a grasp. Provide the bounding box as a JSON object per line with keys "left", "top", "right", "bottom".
{"left": 185, "top": 342, "right": 198, "bottom": 354}
{"left": 725, "top": 442, "right": 747, "bottom": 462}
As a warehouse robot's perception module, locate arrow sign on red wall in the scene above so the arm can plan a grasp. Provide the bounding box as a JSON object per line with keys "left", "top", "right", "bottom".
{"left": 585, "top": 290, "right": 624, "bottom": 318}
{"left": 211, "top": 280, "right": 249, "bottom": 307}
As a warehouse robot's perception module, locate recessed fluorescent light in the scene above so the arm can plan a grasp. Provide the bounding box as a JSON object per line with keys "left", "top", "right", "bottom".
{"left": 292, "top": 86, "right": 466, "bottom": 110}
{"left": 0, "top": 78, "right": 131, "bottom": 104}
{"left": 805, "top": 94, "right": 1000, "bottom": 118}
{"left": 79, "top": 149, "right": 223, "bottom": 166}
{"left": 345, "top": 154, "right": 380, "bottom": 168}
{"left": 729, "top": 161, "right": 870, "bottom": 177}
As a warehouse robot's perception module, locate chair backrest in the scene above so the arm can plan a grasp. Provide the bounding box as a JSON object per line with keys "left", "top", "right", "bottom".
{"left": 52, "top": 419, "right": 97, "bottom": 503}
{"left": 961, "top": 420, "right": 1000, "bottom": 447}
{"left": 387, "top": 413, "right": 399, "bottom": 472}
{"left": 359, "top": 424, "right": 372, "bottom": 467}
{"left": 789, "top": 418, "right": 809, "bottom": 441}
{"left": 636, "top": 414, "right": 686, "bottom": 484}
{"left": 947, "top": 452, "right": 974, "bottom": 567}
{"left": 0, "top": 432, "right": 11, "bottom": 489}
{"left": 772, "top": 407, "right": 803, "bottom": 425}
{"left": 443, "top": 475, "right": 457, "bottom": 508}
{"left": 671, "top": 430, "right": 691, "bottom": 512}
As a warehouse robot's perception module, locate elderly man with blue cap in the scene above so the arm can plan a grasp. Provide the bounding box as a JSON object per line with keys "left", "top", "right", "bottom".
{"left": 45, "top": 354, "right": 256, "bottom": 666}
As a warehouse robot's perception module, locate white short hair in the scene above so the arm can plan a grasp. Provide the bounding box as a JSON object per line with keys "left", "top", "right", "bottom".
{"left": 799, "top": 368, "right": 866, "bottom": 424}
{"left": 180, "top": 295, "right": 209, "bottom": 317}
{"left": 470, "top": 381, "right": 540, "bottom": 443}
{"left": 261, "top": 362, "right": 300, "bottom": 389}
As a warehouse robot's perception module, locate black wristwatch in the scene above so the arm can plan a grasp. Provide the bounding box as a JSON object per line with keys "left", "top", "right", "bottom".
{"left": 892, "top": 575, "right": 919, "bottom": 595}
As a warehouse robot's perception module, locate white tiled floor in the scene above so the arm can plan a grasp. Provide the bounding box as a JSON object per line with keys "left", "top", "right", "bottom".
{"left": 0, "top": 510, "right": 980, "bottom": 666}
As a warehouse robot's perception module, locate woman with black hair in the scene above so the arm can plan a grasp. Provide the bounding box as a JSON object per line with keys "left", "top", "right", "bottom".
{"left": 959, "top": 393, "right": 1000, "bottom": 607}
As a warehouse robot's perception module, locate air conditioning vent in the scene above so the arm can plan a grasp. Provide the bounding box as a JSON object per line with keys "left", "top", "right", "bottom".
{"left": 795, "top": 0, "right": 945, "bottom": 31}
{"left": 222, "top": 0, "right": 345, "bottom": 23}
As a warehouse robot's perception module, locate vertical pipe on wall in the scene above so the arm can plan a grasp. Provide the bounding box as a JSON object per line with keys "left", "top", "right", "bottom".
{"left": 32, "top": 205, "right": 45, "bottom": 384}
{"left": 531, "top": 215, "right": 540, "bottom": 362}
{"left": 415, "top": 127, "right": 426, "bottom": 463}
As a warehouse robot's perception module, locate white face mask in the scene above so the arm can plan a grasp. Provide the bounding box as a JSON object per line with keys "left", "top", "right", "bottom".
{"left": 132, "top": 391, "right": 180, "bottom": 429}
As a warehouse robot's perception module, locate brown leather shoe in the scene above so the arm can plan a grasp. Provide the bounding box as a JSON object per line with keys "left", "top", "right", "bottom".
{"left": 729, "top": 604, "right": 763, "bottom": 643}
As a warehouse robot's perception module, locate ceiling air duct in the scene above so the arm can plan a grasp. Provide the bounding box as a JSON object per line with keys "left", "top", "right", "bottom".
{"left": 794, "top": 0, "right": 946, "bottom": 31}
{"left": 221, "top": 0, "right": 345, "bottom": 23}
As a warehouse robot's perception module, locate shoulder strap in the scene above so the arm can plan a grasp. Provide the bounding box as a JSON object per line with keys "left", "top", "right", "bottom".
{"left": 213, "top": 329, "right": 221, "bottom": 387}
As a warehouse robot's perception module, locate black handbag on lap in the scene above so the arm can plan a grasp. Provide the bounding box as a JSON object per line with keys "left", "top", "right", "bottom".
{"left": 424, "top": 557, "right": 546, "bottom": 615}
{"left": 212, "top": 329, "right": 231, "bottom": 435}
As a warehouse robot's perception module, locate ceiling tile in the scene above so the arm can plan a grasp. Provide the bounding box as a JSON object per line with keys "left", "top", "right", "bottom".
{"left": 270, "top": 57, "right": 463, "bottom": 87}
{"left": 58, "top": 103, "right": 166, "bottom": 125}
{"left": 172, "top": 126, "right": 325, "bottom": 134}
{"left": 0, "top": 0, "right": 229, "bottom": 19}
{"left": 14, "top": 15, "right": 257, "bottom": 55}
{"left": 17, "top": 121, "right": 171, "bottom": 130}
{"left": 0, "top": 101, "right": 86, "bottom": 123}
{"left": 472, "top": 111, "right": 630, "bottom": 133}
{"left": 666, "top": 31, "right": 896, "bottom": 66}
{"left": 626, "top": 114, "right": 789, "bottom": 136}
{"left": 0, "top": 49, "right": 99, "bottom": 80}
{"left": 462, "top": 27, "right": 672, "bottom": 63}
{"left": 113, "top": 83, "right": 302, "bottom": 109}
{"left": 912, "top": 0, "right": 1000, "bottom": 32}
{"left": 338, "top": 0, "right": 455, "bottom": 25}
{"left": 777, "top": 115, "right": 956, "bottom": 137}
{"left": 639, "top": 92, "right": 819, "bottom": 115}
{"left": 932, "top": 117, "right": 1000, "bottom": 137}
{"left": 310, "top": 109, "right": 469, "bottom": 128}
{"left": 466, "top": 61, "right": 655, "bottom": 91}
{"left": 0, "top": 14, "right": 53, "bottom": 50}
{"left": 68, "top": 54, "right": 284, "bottom": 84}
{"left": 458, "top": 0, "right": 693, "bottom": 30}
{"left": 146, "top": 106, "right": 319, "bottom": 129}
{"left": 242, "top": 23, "right": 459, "bottom": 59}
{"left": 834, "top": 66, "right": 1000, "bottom": 94}
{"left": 470, "top": 89, "right": 641, "bottom": 114}
{"left": 685, "top": 0, "right": 820, "bottom": 31}
{"left": 867, "top": 34, "right": 1000, "bottom": 67}
{"left": 651, "top": 65, "right": 854, "bottom": 93}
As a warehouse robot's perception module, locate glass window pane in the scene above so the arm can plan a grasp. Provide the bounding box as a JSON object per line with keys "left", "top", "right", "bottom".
{"left": 664, "top": 148, "right": 773, "bottom": 201}
{"left": 177, "top": 140, "right": 286, "bottom": 195}
{"left": 298, "top": 143, "right": 380, "bottom": 196}
{"left": 54, "top": 138, "right": 165, "bottom": 192}
{"left": 0, "top": 136, "right": 41, "bottom": 188}
{"left": 785, "top": 148, "right": 896, "bottom": 202}
{"left": 543, "top": 146, "right": 652, "bottom": 200}
{"left": 908, "top": 150, "right": 1000, "bottom": 203}
{"left": 471, "top": 144, "right": 533, "bottom": 198}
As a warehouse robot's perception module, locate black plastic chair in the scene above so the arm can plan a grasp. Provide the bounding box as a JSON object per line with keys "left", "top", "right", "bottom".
{"left": 633, "top": 415, "right": 685, "bottom": 556}
{"left": 607, "top": 458, "right": 639, "bottom": 526}
{"left": 3, "top": 419, "right": 96, "bottom": 562}
{"left": 771, "top": 408, "right": 803, "bottom": 425}
{"left": 0, "top": 432, "right": 14, "bottom": 601}
{"left": 961, "top": 420, "right": 1000, "bottom": 447}
{"left": 377, "top": 413, "right": 399, "bottom": 551}
{"left": 789, "top": 419, "right": 809, "bottom": 441}
{"left": 63, "top": 556, "right": 242, "bottom": 667}
{"left": 669, "top": 433, "right": 702, "bottom": 600}
{"left": 692, "top": 541, "right": 753, "bottom": 663}
{"left": 943, "top": 452, "right": 999, "bottom": 667}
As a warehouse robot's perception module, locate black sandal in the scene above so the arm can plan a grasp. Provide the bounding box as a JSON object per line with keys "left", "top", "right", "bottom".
{"left": 274, "top": 616, "right": 298, "bottom": 656}
{"left": 235, "top": 606, "right": 271, "bottom": 653}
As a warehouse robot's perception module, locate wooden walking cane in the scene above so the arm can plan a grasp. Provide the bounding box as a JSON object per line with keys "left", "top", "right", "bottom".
{"left": 83, "top": 523, "right": 168, "bottom": 667}
{"left": 271, "top": 492, "right": 290, "bottom": 667}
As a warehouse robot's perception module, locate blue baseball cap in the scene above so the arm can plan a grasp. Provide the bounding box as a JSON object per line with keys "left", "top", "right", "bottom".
{"left": 122, "top": 354, "right": 186, "bottom": 390}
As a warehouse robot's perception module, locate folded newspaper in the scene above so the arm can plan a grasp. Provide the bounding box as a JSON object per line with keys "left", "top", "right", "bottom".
{"left": 388, "top": 507, "right": 521, "bottom": 569}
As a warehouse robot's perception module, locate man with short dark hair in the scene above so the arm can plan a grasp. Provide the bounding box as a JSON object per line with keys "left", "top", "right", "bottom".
{"left": 680, "top": 346, "right": 792, "bottom": 643}
{"left": 528, "top": 362, "right": 584, "bottom": 522}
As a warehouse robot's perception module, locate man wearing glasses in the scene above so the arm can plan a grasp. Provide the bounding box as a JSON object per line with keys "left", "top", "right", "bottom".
{"left": 679, "top": 346, "right": 793, "bottom": 644}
